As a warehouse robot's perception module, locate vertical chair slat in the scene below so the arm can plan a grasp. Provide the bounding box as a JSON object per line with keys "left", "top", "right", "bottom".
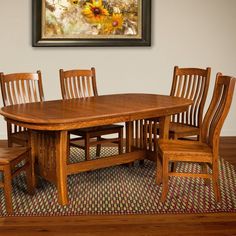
{"left": 26, "top": 80, "right": 33, "bottom": 103}
{"left": 86, "top": 76, "right": 92, "bottom": 97}
{"left": 32, "top": 80, "right": 38, "bottom": 101}
{"left": 21, "top": 80, "right": 27, "bottom": 103}
{"left": 64, "top": 78, "right": 70, "bottom": 99}
{"left": 140, "top": 119, "right": 144, "bottom": 149}
{"left": 180, "top": 75, "right": 188, "bottom": 98}
{"left": 11, "top": 81, "right": 18, "bottom": 104}
{"left": 73, "top": 76, "right": 79, "bottom": 98}
{"left": 193, "top": 76, "right": 204, "bottom": 126}
{"left": 69, "top": 77, "right": 75, "bottom": 98}
{"left": 81, "top": 76, "right": 87, "bottom": 97}
{"left": 149, "top": 121, "right": 153, "bottom": 151}
{"left": 135, "top": 120, "right": 139, "bottom": 148}
{"left": 77, "top": 76, "right": 82, "bottom": 97}
{"left": 6, "top": 83, "right": 13, "bottom": 105}
{"left": 16, "top": 80, "right": 22, "bottom": 104}
{"left": 190, "top": 75, "right": 201, "bottom": 126}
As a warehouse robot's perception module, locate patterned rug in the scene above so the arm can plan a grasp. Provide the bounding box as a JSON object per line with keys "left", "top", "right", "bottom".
{"left": 0, "top": 147, "right": 236, "bottom": 216}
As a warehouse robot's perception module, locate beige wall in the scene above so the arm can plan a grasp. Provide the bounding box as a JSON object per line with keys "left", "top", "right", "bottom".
{"left": 0, "top": 0, "right": 236, "bottom": 138}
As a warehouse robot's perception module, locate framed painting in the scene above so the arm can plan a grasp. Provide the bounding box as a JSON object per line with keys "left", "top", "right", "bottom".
{"left": 32, "top": 0, "right": 151, "bottom": 47}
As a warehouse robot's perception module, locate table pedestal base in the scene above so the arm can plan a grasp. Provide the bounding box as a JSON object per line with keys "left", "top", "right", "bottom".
{"left": 30, "top": 117, "right": 170, "bottom": 206}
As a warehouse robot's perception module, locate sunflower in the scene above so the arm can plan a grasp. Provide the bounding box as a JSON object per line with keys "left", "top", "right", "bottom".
{"left": 110, "top": 14, "right": 123, "bottom": 30}
{"left": 82, "top": 0, "right": 109, "bottom": 23}
{"left": 103, "top": 14, "right": 124, "bottom": 34}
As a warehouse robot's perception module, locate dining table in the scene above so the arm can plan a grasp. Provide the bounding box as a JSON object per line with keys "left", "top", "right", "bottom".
{"left": 0, "top": 93, "right": 192, "bottom": 206}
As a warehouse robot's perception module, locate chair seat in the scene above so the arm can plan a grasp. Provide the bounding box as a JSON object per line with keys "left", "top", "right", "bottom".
{"left": 155, "top": 122, "right": 199, "bottom": 138}
{"left": 169, "top": 122, "right": 199, "bottom": 135}
{"left": 0, "top": 147, "right": 30, "bottom": 164}
{"left": 158, "top": 139, "right": 213, "bottom": 162}
{"left": 70, "top": 124, "right": 123, "bottom": 136}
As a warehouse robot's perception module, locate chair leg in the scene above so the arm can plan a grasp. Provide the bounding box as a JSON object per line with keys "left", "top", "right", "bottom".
{"left": 67, "top": 134, "right": 71, "bottom": 164}
{"left": 85, "top": 133, "right": 90, "bottom": 161}
{"left": 25, "top": 152, "right": 35, "bottom": 195}
{"left": 170, "top": 133, "right": 178, "bottom": 172}
{"left": 118, "top": 129, "right": 123, "bottom": 155}
{"left": 170, "top": 162, "right": 178, "bottom": 172}
{"left": 7, "top": 138, "right": 13, "bottom": 148}
{"left": 201, "top": 163, "right": 210, "bottom": 186}
{"left": 3, "top": 165, "right": 13, "bottom": 214}
{"left": 212, "top": 161, "right": 221, "bottom": 202}
{"left": 161, "top": 156, "right": 169, "bottom": 202}
{"left": 96, "top": 136, "right": 102, "bottom": 157}
{"left": 156, "top": 153, "right": 162, "bottom": 185}
{"left": 7, "top": 124, "right": 13, "bottom": 147}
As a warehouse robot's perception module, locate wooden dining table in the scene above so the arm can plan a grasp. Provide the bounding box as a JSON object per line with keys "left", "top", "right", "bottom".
{"left": 0, "top": 93, "right": 192, "bottom": 206}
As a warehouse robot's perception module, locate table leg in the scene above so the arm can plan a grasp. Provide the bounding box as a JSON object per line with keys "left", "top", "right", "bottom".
{"left": 28, "top": 130, "right": 38, "bottom": 190}
{"left": 29, "top": 129, "right": 69, "bottom": 206}
{"left": 158, "top": 116, "right": 171, "bottom": 176}
{"left": 158, "top": 116, "right": 171, "bottom": 139}
{"left": 125, "top": 121, "right": 132, "bottom": 166}
{"left": 55, "top": 130, "right": 69, "bottom": 205}
{"left": 125, "top": 121, "right": 132, "bottom": 153}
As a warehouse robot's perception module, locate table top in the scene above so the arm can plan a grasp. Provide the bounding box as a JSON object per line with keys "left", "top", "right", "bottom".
{"left": 0, "top": 94, "right": 192, "bottom": 130}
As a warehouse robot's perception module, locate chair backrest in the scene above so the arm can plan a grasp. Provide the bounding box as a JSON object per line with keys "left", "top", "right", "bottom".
{"left": 170, "top": 66, "right": 211, "bottom": 128}
{"left": 201, "top": 74, "right": 235, "bottom": 154}
{"left": 59, "top": 67, "right": 98, "bottom": 99}
{"left": 0, "top": 71, "right": 45, "bottom": 136}
{"left": 0, "top": 71, "right": 44, "bottom": 106}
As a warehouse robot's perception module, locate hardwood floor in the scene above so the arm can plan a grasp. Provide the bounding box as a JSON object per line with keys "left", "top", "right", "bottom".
{"left": 0, "top": 137, "right": 236, "bottom": 236}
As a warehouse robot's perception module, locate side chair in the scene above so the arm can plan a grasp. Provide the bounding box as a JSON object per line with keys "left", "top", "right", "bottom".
{"left": 148, "top": 66, "right": 211, "bottom": 141}
{"left": 0, "top": 147, "right": 34, "bottom": 214}
{"left": 59, "top": 67, "right": 123, "bottom": 161}
{"left": 157, "top": 73, "right": 236, "bottom": 202}
{"left": 0, "top": 71, "right": 45, "bottom": 147}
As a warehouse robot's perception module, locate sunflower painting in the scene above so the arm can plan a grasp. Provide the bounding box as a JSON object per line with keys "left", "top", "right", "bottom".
{"left": 33, "top": 0, "right": 151, "bottom": 46}
{"left": 42, "top": 0, "right": 141, "bottom": 38}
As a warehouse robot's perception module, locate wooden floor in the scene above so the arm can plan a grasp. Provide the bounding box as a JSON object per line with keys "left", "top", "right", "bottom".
{"left": 0, "top": 137, "right": 236, "bottom": 236}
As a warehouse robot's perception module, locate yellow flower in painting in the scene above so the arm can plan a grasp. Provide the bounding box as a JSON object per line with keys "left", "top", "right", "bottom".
{"left": 103, "top": 14, "right": 124, "bottom": 33}
{"left": 82, "top": 0, "right": 109, "bottom": 23}
{"left": 110, "top": 14, "right": 123, "bottom": 30}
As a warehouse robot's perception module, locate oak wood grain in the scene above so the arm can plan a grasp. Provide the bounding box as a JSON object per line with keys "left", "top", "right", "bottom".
{"left": 157, "top": 74, "right": 236, "bottom": 202}
{"left": 0, "top": 94, "right": 192, "bottom": 130}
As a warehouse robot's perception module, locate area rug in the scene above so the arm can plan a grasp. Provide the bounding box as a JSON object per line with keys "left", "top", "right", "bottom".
{"left": 0, "top": 147, "right": 236, "bottom": 216}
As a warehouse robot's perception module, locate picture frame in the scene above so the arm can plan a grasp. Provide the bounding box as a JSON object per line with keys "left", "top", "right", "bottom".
{"left": 32, "top": 0, "right": 151, "bottom": 47}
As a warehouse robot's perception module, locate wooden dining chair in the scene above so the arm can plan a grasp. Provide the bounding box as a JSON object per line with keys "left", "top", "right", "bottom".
{"left": 0, "top": 147, "right": 34, "bottom": 213}
{"left": 0, "top": 72, "right": 45, "bottom": 147}
{"left": 150, "top": 66, "right": 211, "bottom": 140}
{"left": 156, "top": 73, "right": 236, "bottom": 202}
{"left": 59, "top": 67, "right": 123, "bottom": 160}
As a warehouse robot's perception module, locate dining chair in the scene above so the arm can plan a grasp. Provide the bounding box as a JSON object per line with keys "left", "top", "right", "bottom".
{"left": 0, "top": 71, "right": 45, "bottom": 147}
{"left": 59, "top": 67, "right": 123, "bottom": 160}
{"left": 0, "top": 147, "right": 34, "bottom": 213}
{"left": 156, "top": 73, "right": 236, "bottom": 202}
{"left": 148, "top": 66, "right": 211, "bottom": 141}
